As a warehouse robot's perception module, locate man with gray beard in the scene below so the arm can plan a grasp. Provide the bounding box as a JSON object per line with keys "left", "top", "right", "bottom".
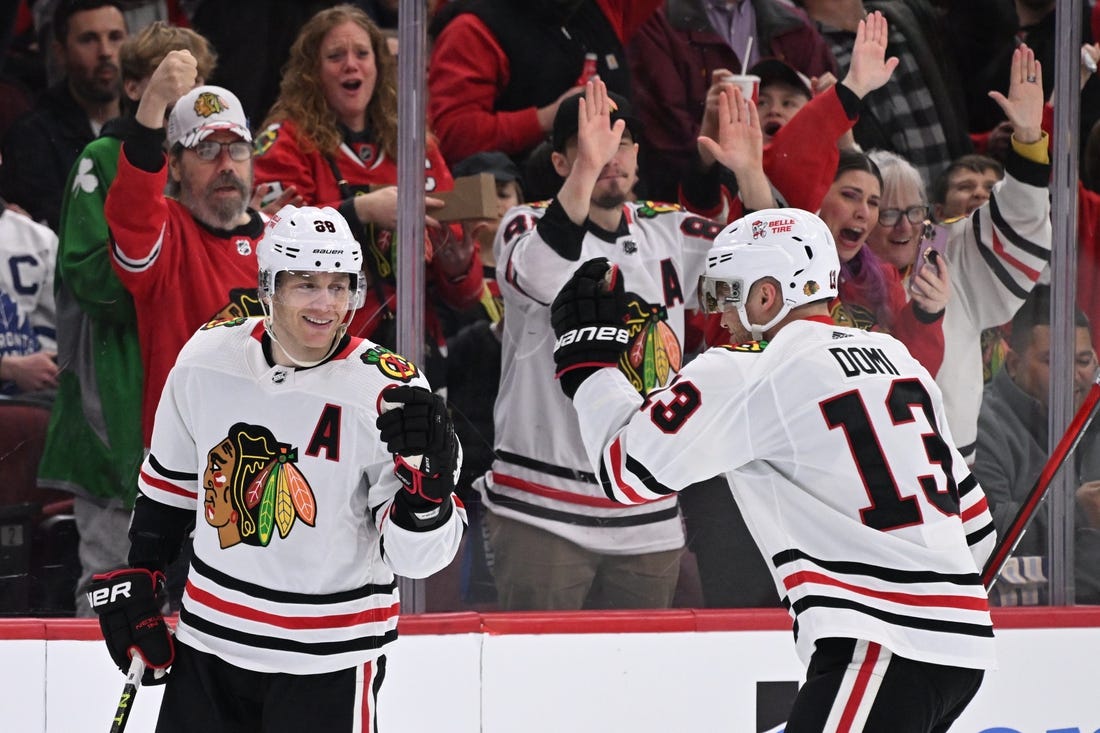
{"left": 106, "top": 50, "right": 266, "bottom": 449}
{"left": 1, "top": 0, "right": 128, "bottom": 229}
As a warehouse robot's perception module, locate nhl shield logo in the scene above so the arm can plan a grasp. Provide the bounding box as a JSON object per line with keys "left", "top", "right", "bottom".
{"left": 236, "top": 239, "right": 252, "bottom": 256}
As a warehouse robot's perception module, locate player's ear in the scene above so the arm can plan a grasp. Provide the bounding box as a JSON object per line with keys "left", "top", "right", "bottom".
{"left": 758, "top": 278, "right": 782, "bottom": 313}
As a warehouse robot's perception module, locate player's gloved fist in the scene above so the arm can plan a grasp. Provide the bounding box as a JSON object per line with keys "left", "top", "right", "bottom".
{"left": 377, "top": 386, "right": 460, "bottom": 517}
{"left": 87, "top": 568, "right": 174, "bottom": 685}
{"left": 550, "top": 257, "right": 630, "bottom": 398}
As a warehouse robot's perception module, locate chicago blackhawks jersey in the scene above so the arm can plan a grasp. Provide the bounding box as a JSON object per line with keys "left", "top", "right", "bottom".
{"left": 487, "top": 198, "right": 717, "bottom": 553}
{"left": 136, "top": 318, "right": 465, "bottom": 674}
{"left": 573, "top": 317, "right": 997, "bottom": 670}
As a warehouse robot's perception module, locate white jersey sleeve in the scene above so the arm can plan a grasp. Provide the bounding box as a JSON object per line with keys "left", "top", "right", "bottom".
{"left": 574, "top": 319, "right": 998, "bottom": 670}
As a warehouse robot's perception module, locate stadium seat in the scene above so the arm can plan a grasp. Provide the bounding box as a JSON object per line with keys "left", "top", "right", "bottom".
{"left": 0, "top": 399, "right": 78, "bottom": 615}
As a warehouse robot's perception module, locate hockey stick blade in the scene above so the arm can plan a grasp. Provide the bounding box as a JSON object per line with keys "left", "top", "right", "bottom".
{"left": 109, "top": 655, "right": 145, "bottom": 733}
{"left": 982, "top": 375, "right": 1100, "bottom": 590}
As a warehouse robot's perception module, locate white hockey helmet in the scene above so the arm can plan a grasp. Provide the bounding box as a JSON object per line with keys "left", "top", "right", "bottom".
{"left": 699, "top": 208, "right": 839, "bottom": 339}
{"left": 258, "top": 204, "right": 366, "bottom": 309}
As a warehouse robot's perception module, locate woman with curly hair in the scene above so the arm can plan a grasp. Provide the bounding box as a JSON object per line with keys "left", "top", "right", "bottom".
{"left": 253, "top": 4, "right": 483, "bottom": 360}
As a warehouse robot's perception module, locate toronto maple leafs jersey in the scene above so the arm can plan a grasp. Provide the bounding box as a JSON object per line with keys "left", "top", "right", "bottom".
{"left": 136, "top": 317, "right": 465, "bottom": 674}
{"left": 573, "top": 317, "right": 997, "bottom": 670}
{"left": 487, "top": 199, "right": 717, "bottom": 553}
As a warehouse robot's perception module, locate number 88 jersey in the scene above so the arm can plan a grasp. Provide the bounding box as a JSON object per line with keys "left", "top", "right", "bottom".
{"left": 573, "top": 317, "right": 997, "bottom": 671}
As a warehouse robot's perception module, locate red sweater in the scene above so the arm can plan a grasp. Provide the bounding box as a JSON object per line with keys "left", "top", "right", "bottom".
{"left": 107, "top": 152, "right": 265, "bottom": 445}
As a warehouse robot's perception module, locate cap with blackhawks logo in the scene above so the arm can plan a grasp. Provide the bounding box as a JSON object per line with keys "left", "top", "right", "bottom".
{"left": 167, "top": 85, "right": 252, "bottom": 149}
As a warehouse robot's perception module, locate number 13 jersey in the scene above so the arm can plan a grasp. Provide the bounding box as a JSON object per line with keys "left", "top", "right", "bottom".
{"left": 573, "top": 316, "right": 997, "bottom": 671}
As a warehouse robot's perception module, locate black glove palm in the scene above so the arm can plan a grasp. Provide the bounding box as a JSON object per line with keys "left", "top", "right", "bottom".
{"left": 87, "top": 568, "right": 174, "bottom": 686}
{"left": 551, "top": 257, "right": 630, "bottom": 398}
{"left": 377, "top": 386, "right": 459, "bottom": 523}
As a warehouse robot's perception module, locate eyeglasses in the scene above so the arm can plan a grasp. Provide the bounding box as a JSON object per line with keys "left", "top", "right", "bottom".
{"left": 878, "top": 205, "right": 928, "bottom": 227}
{"left": 191, "top": 140, "right": 253, "bottom": 162}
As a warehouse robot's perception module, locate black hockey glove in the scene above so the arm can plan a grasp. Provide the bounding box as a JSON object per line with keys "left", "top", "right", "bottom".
{"left": 87, "top": 568, "right": 174, "bottom": 686}
{"left": 377, "top": 386, "right": 460, "bottom": 524}
{"left": 550, "top": 257, "right": 630, "bottom": 399}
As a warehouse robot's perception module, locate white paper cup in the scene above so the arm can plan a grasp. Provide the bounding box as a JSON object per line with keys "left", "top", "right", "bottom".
{"left": 721, "top": 74, "right": 760, "bottom": 104}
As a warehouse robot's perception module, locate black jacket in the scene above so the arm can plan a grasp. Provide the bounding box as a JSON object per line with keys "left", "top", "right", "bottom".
{"left": 1, "top": 81, "right": 98, "bottom": 231}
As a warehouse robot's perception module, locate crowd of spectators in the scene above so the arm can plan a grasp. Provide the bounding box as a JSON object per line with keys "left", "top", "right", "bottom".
{"left": 0, "top": 0, "right": 1097, "bottom": 617}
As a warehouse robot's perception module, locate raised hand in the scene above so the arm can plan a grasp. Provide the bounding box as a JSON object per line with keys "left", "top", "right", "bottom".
{"left": 136, "top": 50, "right": 198, "bottom": 130}
{"left": 698, "top": 68, "right": 736, "bottom": 154}
{"left": 841, "top": 11, "right": 899, "bottom": 99}
{"left": 574, "top": 79, "right": 627, "bottom": 174}
{"left": 987, "top": 44, "right": 1043, "bottom": 144}
{"left": 698, "top": 86, "right": 763, "bottom": 175}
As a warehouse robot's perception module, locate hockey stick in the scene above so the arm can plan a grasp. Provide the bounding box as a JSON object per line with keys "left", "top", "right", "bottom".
{"left": 108, "top": 655, "right": 145, "bottom": 733}
{"left": 982, "top": 374, "right": 1100, "bottom": 590}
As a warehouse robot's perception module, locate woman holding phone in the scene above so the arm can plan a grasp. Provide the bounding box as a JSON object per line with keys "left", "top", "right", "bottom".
{"left": 859, "top": 44, "right": 1052, "bottom": 466}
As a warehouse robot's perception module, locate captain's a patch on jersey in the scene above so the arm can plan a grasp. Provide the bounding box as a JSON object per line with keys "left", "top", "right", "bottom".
{"left": 718, "top": 340, "right": 768, "bottom": 353}
{"left": 361, "top": 346, "right": 419, "bottom": 382}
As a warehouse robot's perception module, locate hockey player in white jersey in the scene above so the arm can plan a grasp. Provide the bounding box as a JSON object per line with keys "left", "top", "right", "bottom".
{"left": 87, "top": 204, "right": 465, "bottom": 733}
{"left": 483, "top": 77, "right": 776, "bottom": 610}
{"left": 552, "top": 208, "right": 997, "bottom": 731}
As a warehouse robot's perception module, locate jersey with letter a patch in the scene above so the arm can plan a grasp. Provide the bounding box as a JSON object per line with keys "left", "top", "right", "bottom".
{"left": 573, "top": 318, "right": 997, "bottom": 671}
{"left": 136, "top": 318, "right": 465, "bottom": 674}
{"left": 488, "top": 199, "right": 718, "bottom": 554}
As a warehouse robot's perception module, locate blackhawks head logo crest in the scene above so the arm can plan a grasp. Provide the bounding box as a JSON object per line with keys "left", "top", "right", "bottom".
{"left": 620, "top": 295, "right": 682, "bottom": 395}
{"left": 203, "top": 422, "right": 316, "bottom": 549}
{"left": 194, "top": 91, "right": 228, "bottom": 118}
{"left": 361, "top": 346, "right": 419, "bottom": 382}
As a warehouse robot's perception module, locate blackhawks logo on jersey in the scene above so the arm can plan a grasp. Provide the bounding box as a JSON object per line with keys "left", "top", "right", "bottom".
{"left": 361, "top": 346, "right": 419, "bottom": 382}
{"left": 633, "top": 201, "right": 682, "bottom": 219}
{"left": 620, "top": 295, "right": 682, "bottom": 395}
{"left": 204, "top": 288, "right": 265, "bottom": 328}
{"left": 204, "top": 422, "right": 317, "bottom": 549}
{"left": 717, "top": 340, "right": 768, "bottom": 353}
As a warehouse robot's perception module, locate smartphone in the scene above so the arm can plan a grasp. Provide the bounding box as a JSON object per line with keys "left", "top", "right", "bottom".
{"left": 912, "top": 222, "right": 948, "bottom": 282}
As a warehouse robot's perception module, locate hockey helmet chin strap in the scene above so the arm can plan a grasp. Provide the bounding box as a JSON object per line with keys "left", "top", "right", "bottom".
{"left": 740, "top": 300, "right": 790, "bottom": 342}
{"left": 261, "top": 297, "right": 354, "bottom": 369}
